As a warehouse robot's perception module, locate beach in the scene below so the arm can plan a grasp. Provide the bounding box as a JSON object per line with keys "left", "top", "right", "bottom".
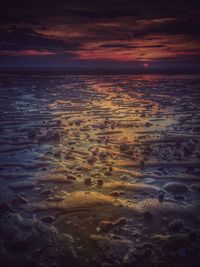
{"left": 0, "top": 72, "right": 200, "bottom": 267}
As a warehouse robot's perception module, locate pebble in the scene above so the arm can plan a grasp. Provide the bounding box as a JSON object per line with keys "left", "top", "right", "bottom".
{"left": 101, "top": 263, "right": 113, "bottom": 267}
{"left": 143, "top": 212, "right": 153, "bottom": 221}
{"left": 66, "top": 175, "right": 77, "bottom": 181}
{"left": 65, "top": 180, "right": 73, "bottom": 184}
{"left": 27, "top": 129, "right": 37, "bottom": 139}
{"left": 42, "top": 189, "right": 53, "bottom": 196}
{"left": 38, "top": 131, "right": 60, "bottom": 144}
{"left": 87, "top": 156, "right": 97, "bottom": 164}
{"left": 11, "top": 195, "right": 28, "bottom": 205}
{"left": 191, "top": 183, "right": 200, "bottom": 191}
{"left": 163, "top": 182, "right": 189, "bottom": 194}
{"left": 144, "top": 178, "right": 155, "bottom": 184}
{"left": 41, "top": 216, "right": 55, "bottom": 224}
{"left": 120, "top": 175, "right": 129, "bottom": 181}
{"left": 169, "top": 219, "right": 185, "bottom": 232}
{"left": 10, "top": 234, "right": 29, "bottom": 252}
{"left": 113, "top": 217, "right": 127, "bottom": 227}
{"left": 84, "top": 178, "right": 92, "bottom": 186}
{"left": 99, "top": 217, "right": 127, "bottom": 232}
{"left": 104, "top": 170, "right": 111, "bottom": 176}
{"left": 158, "top": 191, "right": 165, "bottom": 202}
{"left": 108, "top": 166, "right": 113, "bottom": 172}
{"left": 9, "top": 181, "right": 36, "bottom": 190}
{"left": 99, "top": 221, "right": 113, "bottom": 232}
{"left": 188, "top": 229, "right": 198, "bottom": 241}
{"left": 99, "top": 151, "right": 108, "bottom": 159}
{"left": 119, "top": 143, "right": 129, "bottom": 152}
{"left": 0, "top": 201, "right": 13, "bottom": 216}
{"left": 110, "top": 190, "right": 125, "bottom": 197}
{"left": 97, "top": 179, "right": 104, "bottom": 186}
{"left": 91, "top": 147, "right": 99, "bottom": 156}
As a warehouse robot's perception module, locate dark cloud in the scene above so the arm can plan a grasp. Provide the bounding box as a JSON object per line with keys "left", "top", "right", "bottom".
{"left": 1, "top": 0, "right": 199, "bottom": 23}
{"left": 0, "top": 0, "right": 199, "bottom": 67}
{"left": 134, "top": 18, "right": 200, "bottom": 38}
{"left": 0, "top": 52, "right": 78, "bottom": 67}
{"left": 0, "top": 27, "right": 82, "bottom": 52}
{"left": 99, "top": 43, "right": 165, "bottom": 49}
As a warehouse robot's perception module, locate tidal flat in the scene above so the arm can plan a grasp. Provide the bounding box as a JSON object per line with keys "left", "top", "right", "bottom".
{"left": 0, "top": 72, "right": 200, "bottom": 267}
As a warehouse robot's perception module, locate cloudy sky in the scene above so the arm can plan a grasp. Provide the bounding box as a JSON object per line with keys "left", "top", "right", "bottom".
{"left": 0, "top": 0, "right": 200, "bottom": 68}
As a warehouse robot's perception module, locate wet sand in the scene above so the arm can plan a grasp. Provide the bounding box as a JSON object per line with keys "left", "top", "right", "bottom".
{"left": 0, "top": 73, "right": 200, "bottom": 267}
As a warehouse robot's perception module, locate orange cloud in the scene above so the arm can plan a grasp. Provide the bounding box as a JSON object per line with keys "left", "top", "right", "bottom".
{"left": 0, "top": 50, "right": 56, "bottom": 56}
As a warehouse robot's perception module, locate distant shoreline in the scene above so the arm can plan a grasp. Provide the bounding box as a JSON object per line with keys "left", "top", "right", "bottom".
{"left": 0, "top": 67, "right": 200, "bottom": 75}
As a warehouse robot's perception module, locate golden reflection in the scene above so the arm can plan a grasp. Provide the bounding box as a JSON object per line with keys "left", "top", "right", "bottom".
{"left": 44, "top": 76, "right": 176, "bottom": 194}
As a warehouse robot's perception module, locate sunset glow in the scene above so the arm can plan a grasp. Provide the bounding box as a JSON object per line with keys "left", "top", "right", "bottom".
{"left": 0, "top": 1, "right": 199, "bottom": 68}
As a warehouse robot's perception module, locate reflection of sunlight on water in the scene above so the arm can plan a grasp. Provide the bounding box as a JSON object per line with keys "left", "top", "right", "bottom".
{"left": 38, "top": 75, "right": 179, "bottom": 187}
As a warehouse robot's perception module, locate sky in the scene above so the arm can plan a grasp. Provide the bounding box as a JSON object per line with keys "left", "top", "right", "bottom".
{"left": 0, "top": 0, "right": 200, "bottom": 69}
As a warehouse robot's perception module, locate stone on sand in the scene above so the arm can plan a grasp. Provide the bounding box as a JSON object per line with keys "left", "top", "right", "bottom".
{"left": 191, "top": 183, "right": 200, "bottom": 191}
{"left": 9, "top": 181, "right": 37, "bottom": 190}
{"left": 99, "top": 217, "right": 127, "bottom": 232}
{"left": 11, "top": 195, "right": 28, "bottom": 205}
{"left": 41, "top": 216, "right": 55, "bottom": 223}
{"left": 163, "top": 182, "right": 189, "bottom": 194}
{"left": 168, "top": 219, "right": 185, "bottom": 232}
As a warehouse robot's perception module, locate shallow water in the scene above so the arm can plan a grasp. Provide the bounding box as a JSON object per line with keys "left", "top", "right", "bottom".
{"left": 0, "top": 73, "right": 200, "bottom": 267}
